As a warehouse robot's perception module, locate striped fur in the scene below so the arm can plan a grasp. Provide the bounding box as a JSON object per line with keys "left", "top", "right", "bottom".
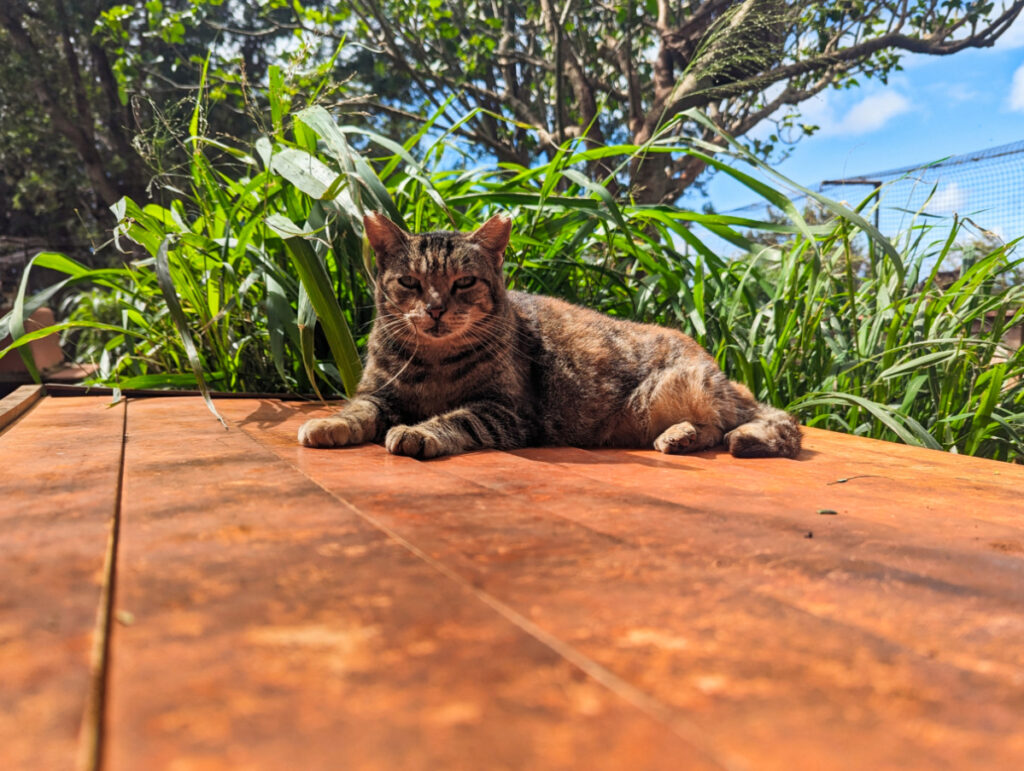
{"left": 297, "top": 213, "right": 802, "bottom": 459}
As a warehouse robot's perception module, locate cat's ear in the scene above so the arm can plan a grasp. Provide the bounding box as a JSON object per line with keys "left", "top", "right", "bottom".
{"left": 469, "top": 213, "right": 512, "bottom": 267}
{"left": 363, "top": 212, "right": 409, "bottom": 269}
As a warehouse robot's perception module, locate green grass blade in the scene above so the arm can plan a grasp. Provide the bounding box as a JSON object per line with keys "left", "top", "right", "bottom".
{"left": 299, "top": 321, "right": 327, "bottom": 402}
{"left": 0, "top": 321, "right": 145, "bottom": 361}
{"left": 154, "top": 238, "right": 227, "bottom": 427}
{"left": 798, "top": 392, "right": 942, "bottom": 450}
{"left": 266, "top": 214, "right": 363, "bottom": 396}
{"left": 270, "top": 148, "right": 340, "bottom": 200}
{"left": 9, "top": 252, "right": 50, "bottom": 382}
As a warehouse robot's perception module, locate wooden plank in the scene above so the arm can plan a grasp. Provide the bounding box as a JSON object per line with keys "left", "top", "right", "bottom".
{"left": 105, "top": 398, "right": 711, "bottom": 770}
{"left": 0, "top": 384, "right": 44, "bottom": 434}
{"left": 517, "top": 432, "right": 1024, "bottom": 557}
{"left": 225, "top": 401, "right": 1024, "bottom": 770}
{"left": 0, "top": 396, "right": 125, "bottom": 771}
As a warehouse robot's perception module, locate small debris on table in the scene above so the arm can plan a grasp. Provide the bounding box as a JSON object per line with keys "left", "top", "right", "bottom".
{"left": 827, "top": 475, "right": 882, "bottom": 486}
{"left": 115, "top": 610, "right": 136, "bottom": 626}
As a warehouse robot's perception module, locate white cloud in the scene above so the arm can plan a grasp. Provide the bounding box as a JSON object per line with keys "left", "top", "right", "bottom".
{"left": 1008, "top": 63, "right": 1024, "bottom": 111}
{"left": 794, "top": 90, "right": 913, "bottom": 137}
{"left": 797, "top": 91, "right": 833, "bottom": 129}
{"left": 927, "top": 181, "right": 968, "bottom": 214}
{"left": 995, "top": 13, "right": 1024, "bottom": 50}
{"left": 830, "top": 92, "right": 912, "bottom": 135}
{"left": 939, "top": 82, "right": 979, "bottom": 104}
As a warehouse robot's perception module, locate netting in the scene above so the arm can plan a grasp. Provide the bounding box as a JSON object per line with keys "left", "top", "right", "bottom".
{"left": 724, "top": 140, "right": 1024, "bottom": 245}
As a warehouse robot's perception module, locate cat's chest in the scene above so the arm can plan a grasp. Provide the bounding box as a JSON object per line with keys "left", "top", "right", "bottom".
{"left": 395, "top": 364, "right": 495, "bottom": 419}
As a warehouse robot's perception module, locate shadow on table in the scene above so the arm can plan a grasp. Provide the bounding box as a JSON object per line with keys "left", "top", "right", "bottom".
{"left": 505, "top": 446, "right": 819, "bottom": 469}
{"left": 431, "top": 442, "right": 820, "bottom": 468}
{"left": 228, "top": 398, "right": 341, "bottom": 430}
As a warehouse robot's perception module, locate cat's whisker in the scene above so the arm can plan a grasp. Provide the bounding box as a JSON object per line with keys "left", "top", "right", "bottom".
{"left": 363, "top": 335, "right": 423, "bottom": 397}
{"left": 297, "top": 213, "right": 801, "bottom": 461}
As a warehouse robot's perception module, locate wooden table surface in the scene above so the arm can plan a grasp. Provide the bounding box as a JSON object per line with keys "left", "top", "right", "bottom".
{"left": 2, "top": 390, "right": 1023, "bottom": 770}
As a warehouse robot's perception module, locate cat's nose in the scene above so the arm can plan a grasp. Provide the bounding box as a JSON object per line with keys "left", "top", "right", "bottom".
{"left": 427, "top": 304, "right": 446, "bottom": 320}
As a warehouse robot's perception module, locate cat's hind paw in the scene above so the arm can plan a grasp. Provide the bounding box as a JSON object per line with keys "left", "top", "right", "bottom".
{"left": 653, "top": 421, "right": 720, "bottom": 454}
{"left": 385, "top": 424, "right": 446, "bottom": 459}
{"left": 653, "top": 422, "right": 697, "bottom": 454}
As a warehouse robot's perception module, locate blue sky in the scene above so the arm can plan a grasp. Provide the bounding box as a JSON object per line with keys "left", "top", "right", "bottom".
{"left": 693, "top": 15, "right": 1024, "bottom": 231}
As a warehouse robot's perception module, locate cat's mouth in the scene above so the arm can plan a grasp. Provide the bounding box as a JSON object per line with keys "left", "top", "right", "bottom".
{"left": 421, "top": 321, "right": 453, "bottom": 339}
{"left": 416, "top": 314, "right": 470, "bottom": 341}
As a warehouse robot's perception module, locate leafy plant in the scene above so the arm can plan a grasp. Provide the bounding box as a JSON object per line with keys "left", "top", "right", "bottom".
{"left": 3, "top": 101, "right": 1022, "bottom": 462}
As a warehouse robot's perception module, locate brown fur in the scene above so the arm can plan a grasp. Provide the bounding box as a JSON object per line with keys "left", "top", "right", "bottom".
{"left": 298, "top": 213, "right": 802, "bottom": 459}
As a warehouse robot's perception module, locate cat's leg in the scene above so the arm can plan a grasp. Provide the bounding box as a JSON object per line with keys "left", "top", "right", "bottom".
{"left": 298, "top": 397, "right": 397, "bottom": 448}
{"left": 641, "top": 361, "right": 727, "bottom": 454}
{"left": 386, "top": 399, "right": 528, "bottom": 459}
{"left": 718, "top": 380, "right": 802, "bottom": 458}
{"left": 653, "top": 420, "right": 722, "bottom": 454}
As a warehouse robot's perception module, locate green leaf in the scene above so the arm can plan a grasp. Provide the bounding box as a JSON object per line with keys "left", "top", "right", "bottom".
{"left": 270, "top": 148, "right": 341, "bottom": 200}
{"left": 266, "top": 214, "right": 363, "bottom": 396}
{"left": 0, "top": 321, "right": 144, "bottom": 361}
{"left": 877, "top": 350, "right": 957, "bottom": 380}
{"left": 268, "top": 64, "right": 285, "bottom": 136}
{"left": 153, "top": 238, "right": 227, "bottom": 427}
{"left": 798, "top": 392, "right": 942, "bottom": 449}
{"left": 299, "top": 321, "right": 326, "bottom": 402}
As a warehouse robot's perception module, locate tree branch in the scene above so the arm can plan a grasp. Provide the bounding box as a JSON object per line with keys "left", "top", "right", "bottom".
{"left": 658, "top": 1, "right": 1024, "bottom": 126}
{"left": 0, "top": 6, "right": 120, "bottom": 208}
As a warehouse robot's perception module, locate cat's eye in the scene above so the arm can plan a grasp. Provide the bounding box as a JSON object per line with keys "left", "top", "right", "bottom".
{"left": 397, "top": 276, "right": 420, "bottom": 290}
{"left": 453, "top": 276, "right": 477, "bottom": 290}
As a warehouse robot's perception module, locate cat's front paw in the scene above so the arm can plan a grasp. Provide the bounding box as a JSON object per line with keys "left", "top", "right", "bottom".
{"left": 385, "top": 424, "right": 446, "bottom": 459}
{"left": 298, "top": 417, "right": 363, "bottom": 448}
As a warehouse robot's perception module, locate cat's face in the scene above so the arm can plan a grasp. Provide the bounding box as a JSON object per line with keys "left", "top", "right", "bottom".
{"left": 364, "top": 213, "right": 511, "bottom": 347}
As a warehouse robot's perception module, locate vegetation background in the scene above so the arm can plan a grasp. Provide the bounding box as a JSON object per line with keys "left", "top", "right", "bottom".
{"left": 1, "top": 0, "right": 1023, "bottom": 461}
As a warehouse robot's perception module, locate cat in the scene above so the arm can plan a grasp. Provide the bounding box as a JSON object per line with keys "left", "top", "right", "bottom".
{"left": 297, "top": 213, "right": 801, "bottom": 459}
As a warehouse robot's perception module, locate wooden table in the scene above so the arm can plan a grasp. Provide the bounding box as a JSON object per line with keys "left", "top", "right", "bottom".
{"left": 2, "top": 390, "right": 1023, "bottom": 770}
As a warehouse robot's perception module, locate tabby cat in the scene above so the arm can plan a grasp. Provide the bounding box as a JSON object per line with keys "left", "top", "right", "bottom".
{"left": 298, "top": 213, "right": 801, "bottom": 459}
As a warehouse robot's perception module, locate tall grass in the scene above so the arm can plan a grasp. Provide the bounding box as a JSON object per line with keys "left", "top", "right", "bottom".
{"left": 2, "top": 103, "right": 1022, "bottom": 461}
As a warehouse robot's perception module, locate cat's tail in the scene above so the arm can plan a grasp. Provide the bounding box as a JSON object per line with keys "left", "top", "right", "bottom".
{"left": 724, "top": 381, "right": 802, "bottom": 459}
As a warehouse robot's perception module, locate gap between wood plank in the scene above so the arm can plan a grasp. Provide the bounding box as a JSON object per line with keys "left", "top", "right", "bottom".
{"left": 75, "top": 397, "right": 127, "bottom": 771}
{"left": 233, "top": 405, "right": 1024, "bottom": 754}
{"left": 229, "top": 419, "right": 740, "bottom": 771}
{"left": 361, "top": 444, "right": 1024, "bottom": 686}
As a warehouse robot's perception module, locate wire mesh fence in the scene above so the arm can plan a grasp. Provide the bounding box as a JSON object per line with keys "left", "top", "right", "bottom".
{"left": 724, "top": 139, "right": 1024, "bottom": 247}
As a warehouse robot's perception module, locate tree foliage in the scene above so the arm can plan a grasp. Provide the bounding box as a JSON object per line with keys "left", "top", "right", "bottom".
{"left": 1, "top": 0, "right": 134, "bottom": 249}
{"left": 313, "top": 0, "right": 1024, "bottom": 203}
{"left": 5, "top": 101, "right": 1023, "bottom": 460}
{"left": 0, "top": 0, "right": 331, "bottom": 253}
{"left": 3, "top": 0, "right": 1024, "bottom": 250}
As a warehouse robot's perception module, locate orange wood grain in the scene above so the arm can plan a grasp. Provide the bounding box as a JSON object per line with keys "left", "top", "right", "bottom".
{"left": 0, "top": 397, "right": 124, "bottom": 771}
{"left": 223, "top": 401, "right": 1024, "bottom": 771}
{"left": 105, "top": 398, "right": 707, "bottom": 770}
{"left": 5, "top": 396, "right": 1024, "bottom": 770}
{"left": 0, "top": 384, "right": 44, "bottom": 433}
